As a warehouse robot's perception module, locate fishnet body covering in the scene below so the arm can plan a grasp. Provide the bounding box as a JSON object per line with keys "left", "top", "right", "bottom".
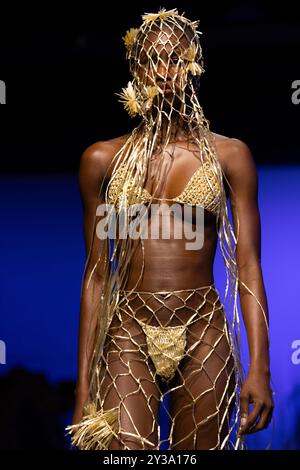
{"left": 70, "top": 285, "right": 241, "bottom": 450}
{"left": 66, "top": 9, "right": 269, "bottom": 451}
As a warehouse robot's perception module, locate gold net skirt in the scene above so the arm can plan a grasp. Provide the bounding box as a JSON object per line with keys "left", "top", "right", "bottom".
{"left": 67, "top": 284, "right": 242, "bottom": 450}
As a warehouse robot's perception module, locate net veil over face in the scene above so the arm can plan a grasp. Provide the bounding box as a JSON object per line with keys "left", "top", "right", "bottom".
{"left": 66, "top": 8, "right": 269, "bottom": 450}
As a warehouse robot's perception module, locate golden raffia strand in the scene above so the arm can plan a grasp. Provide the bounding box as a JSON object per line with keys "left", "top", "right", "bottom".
{"left": 66, "top": 402, "right": 119, "bottom": 450}
{"left": 116, "top": 81, "right": 141, "bottom": 117}
{"left": 142, "top": 8, "right": 181, "bottom": 23}
{"left": 122, "top": 28, "right": 139, "bottom": 51}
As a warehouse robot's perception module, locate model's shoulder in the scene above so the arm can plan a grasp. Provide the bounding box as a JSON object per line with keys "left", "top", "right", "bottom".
{"left": 79, "top": 134, "right": 130, "bottom": 195}
{"left": 212, "top": 133, "right": 254, "bottom": 173}
{"left": 81, "top": 133, "right": 130, "bottom": 168}
{"left": 213, "top": 132, "right": 250, "bottom": 152}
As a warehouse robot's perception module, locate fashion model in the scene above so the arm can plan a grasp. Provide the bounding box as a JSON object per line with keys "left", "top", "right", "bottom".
{"left": 67, "top": 8, "right": 274, "bottom": 450}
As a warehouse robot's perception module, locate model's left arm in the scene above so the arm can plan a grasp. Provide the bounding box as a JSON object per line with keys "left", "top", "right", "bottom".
{"left": 226, "top": 139, "right": 274, "bottom": 436}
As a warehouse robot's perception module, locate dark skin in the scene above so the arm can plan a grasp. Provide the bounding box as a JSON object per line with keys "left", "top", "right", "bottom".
{"left": 72, "top": 132, "right": 274, "bottom": 437}
{"left": 72, "top": 26, "right": 273, "bottom": 440}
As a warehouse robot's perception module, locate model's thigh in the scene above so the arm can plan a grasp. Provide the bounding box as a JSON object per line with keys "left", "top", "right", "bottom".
{"left": 169, "top": 310, "right": 236, "bottom": 450}
{"left": 99, "top": 312, "right": 161, "bottom": 450}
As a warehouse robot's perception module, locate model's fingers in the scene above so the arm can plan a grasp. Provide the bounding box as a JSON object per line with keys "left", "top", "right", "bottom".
{"left": 248, "top": 404, "right": 274, "bottom": 433}
{"left": 242, "top": 401, "right": 264, "bottom": 434}
{"left": 238, "top": 393, "right": 250, "bottom": 436}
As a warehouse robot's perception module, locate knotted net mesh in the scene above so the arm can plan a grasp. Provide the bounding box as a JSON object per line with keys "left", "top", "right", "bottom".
{"left": 66, "top": 8, "right": 269, "bottom": 450}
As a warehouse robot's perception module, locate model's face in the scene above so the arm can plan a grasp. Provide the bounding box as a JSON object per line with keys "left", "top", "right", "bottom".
{"left": 134, "top": 24, "right": 191, "bottom": 96}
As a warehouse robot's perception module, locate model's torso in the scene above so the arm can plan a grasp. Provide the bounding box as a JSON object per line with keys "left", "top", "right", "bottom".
{"left": 98, "top": 132, "right": 232, "bottom": 291}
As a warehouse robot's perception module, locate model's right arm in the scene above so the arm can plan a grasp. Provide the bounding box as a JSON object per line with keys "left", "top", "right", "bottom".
{"left": 72, "top": 143, "right": 109, "bottom": 425}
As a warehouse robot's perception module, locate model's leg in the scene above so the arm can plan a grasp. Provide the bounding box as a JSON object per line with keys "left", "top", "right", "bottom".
{"left": 98, "top": 308, "right": 161, "bottom": 450}
{"left": 169, "top": 294, "right": 237, "bottom": 450}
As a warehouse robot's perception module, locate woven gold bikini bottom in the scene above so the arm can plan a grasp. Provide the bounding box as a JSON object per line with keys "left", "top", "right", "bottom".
{"left": 139, "top": 320, "right": 187, "bottom": 381}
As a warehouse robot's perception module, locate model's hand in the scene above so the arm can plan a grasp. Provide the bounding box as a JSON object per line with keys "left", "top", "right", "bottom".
{"left": 238, "top": 371, "right": 274, "bottom": 436}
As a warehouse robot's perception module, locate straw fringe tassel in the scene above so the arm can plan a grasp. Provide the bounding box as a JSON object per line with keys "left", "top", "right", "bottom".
{"left": 66, "top": 403, "right": 119, "bottom": 450}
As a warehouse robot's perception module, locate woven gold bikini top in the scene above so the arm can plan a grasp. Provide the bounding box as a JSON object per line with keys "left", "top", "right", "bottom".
{"left": 107, "top": 159, "right": 222, "bottom": 217}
